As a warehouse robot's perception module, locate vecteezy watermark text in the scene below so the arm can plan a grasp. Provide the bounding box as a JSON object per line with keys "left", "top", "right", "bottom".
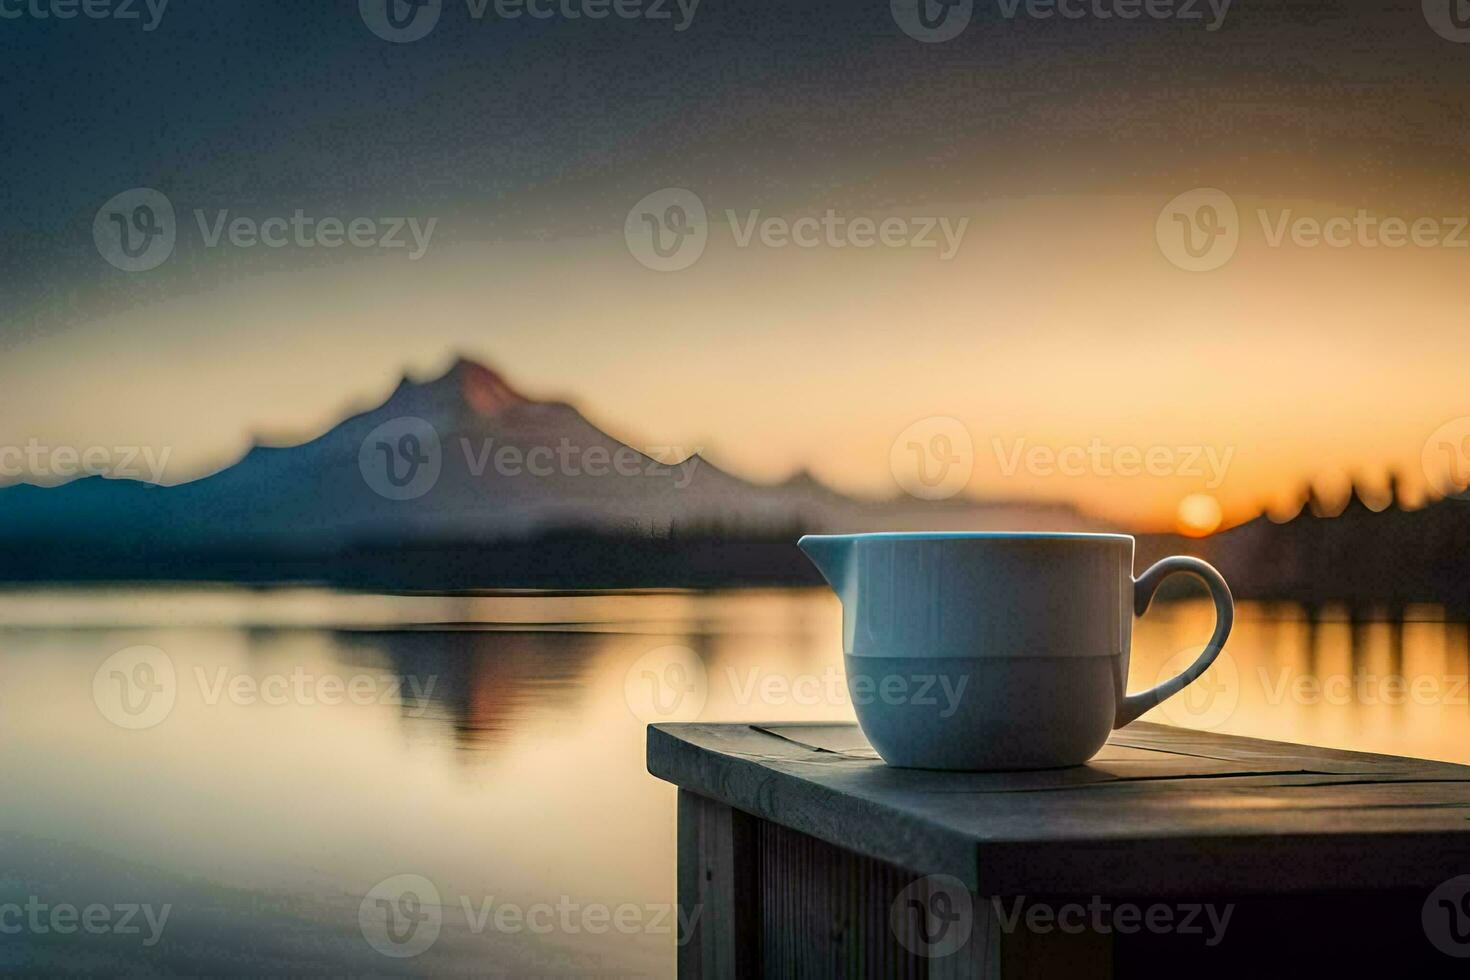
{"left": 1158, "top": 187, "right": 1470, "bottom": 272}
{"left": 891, "top": 0, "right": 1230, "bottom": 44}
{"left": 464, "top": 0, "right": 698, "bottom": 28}
{"left": 622, "top": 646, "right": 971, "bottom": 723}
{"left": 359, "top": 0, "right": 698, "bottom": 43}
{"left": 993, "top": 437, "right": 1234, "bottom": 489}
{"left": 1259, "top": 667, "right": 1468, "bottom": 708}
{"left": 94, "top": 188, "right": 437, "bottom": 272}
{"left": 458, "top": 437, "right": 701, "bottom": 486}
{"left": 93, "top": 645, "right": 438, "bottom": 730}
{"left": 358, "top": 874, "right": 700, "bottom": 958}
{"left": 990, "top": 896, "right": 1234, "bottom": 946}
{"left": 890, "top": 875, "right": 1233, "bottom": 959}
{"left": 992, "top": 0, "right": 1230, "bottom": 28}
{"left": 358, "top": 416, "right": 702, "bottom": 501}
{"left": 0, "top": 897, "right": 171, "bottom": 946}
{"left": 0, "top": 440, "right": 172, "bottom": 484}
{"left": 886, "top": 418, "right": 1234, "bottom": 503}
{"left": 730, "top": 666, "right": 970, "bottom": 718}
{"left": 0, "top": 0, "right": 168, "bottom": 30}
{"left": 195, "top": 210, "right": 436, "bottom": 260}
{"left": 726, "top": 210, "right": 968, "bottom": 259}
{"left": 1153, "top": 649, "right": 1470, "bottom": 734}
{"left": 625, "top": 188, "right": 969, "bottom": 272}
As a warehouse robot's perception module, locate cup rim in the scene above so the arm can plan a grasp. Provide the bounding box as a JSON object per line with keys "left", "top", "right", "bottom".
{"left": 799, "top": 531, "right": 1133, "bottom": 544}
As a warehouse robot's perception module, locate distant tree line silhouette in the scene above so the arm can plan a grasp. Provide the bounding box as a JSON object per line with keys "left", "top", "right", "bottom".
{"left": 6, "top": 478, "right": 1469, "bottom": 605}
{"left": 1166, "top": 475, "right": 1470, "bottom": 616}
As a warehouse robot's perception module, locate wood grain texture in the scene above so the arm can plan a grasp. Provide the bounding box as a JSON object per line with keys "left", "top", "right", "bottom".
{"left": 649, "top": 722, "right": 1470, "bottom": 896}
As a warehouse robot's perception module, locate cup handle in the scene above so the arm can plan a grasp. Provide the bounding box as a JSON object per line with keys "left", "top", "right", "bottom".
{"left": 1115, "top": 556, "right": 1235, "bottom": 728}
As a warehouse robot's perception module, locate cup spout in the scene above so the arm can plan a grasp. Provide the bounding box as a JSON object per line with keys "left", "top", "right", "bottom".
{"left": 797, "top": 534, "right": 853, "bottom": 595}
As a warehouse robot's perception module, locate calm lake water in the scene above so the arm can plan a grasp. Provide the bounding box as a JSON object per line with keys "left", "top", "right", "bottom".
{"left": 1, "top": 587, "right": 1467, "bottom": 975}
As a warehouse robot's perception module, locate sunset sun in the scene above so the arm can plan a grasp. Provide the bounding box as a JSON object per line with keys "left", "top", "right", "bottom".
{"left": 1175, "top": 493, "right": 1224, "bottom": 537}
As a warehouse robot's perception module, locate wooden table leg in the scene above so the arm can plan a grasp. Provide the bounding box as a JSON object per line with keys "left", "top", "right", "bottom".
{"left": 676, "top": 795, "right": 1113, "bottom": 978}
{"left": 677, "top": 790, "right": 759, "bottom": 978}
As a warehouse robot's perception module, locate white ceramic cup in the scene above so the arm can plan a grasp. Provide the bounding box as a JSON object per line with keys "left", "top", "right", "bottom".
{"left": 798, "top": 532, "right": 1234, "bottom": 770}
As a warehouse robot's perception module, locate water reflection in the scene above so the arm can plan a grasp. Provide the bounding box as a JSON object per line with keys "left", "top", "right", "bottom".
{"left": 1132, "top": 600, "right": 1470, "bottom": 766}
{"left": 342, "top": 629, "right": 607, "bottom": 748}
{"left": 0, "top": 587, "right": 1466, "bottom": 976}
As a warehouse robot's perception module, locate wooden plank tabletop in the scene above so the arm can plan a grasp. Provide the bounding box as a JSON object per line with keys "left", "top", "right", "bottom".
{"left": 647, "top": 721, "right": 1470, "bottom": 897}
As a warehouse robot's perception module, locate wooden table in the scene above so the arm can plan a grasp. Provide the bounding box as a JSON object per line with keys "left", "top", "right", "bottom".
{"left": 648, "top": 722, "right": 1470, "bottom": 978}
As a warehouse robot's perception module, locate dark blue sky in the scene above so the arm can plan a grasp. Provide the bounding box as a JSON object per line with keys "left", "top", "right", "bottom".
{"left": 7, "top": 0, "right": 1468, "bottom": 339}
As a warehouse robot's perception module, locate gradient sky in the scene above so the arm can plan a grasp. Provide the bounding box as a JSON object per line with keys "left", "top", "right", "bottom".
{"left": 5, "top": 0, "right": 1470, "bottom": 530}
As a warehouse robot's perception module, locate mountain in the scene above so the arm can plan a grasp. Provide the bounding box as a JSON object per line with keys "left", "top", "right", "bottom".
{"left": 0, "top": 357, "right": 1104, "bottom": 585}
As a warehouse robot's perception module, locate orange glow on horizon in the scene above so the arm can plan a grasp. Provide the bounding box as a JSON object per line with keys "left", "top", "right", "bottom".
{"left": 8, "top": 193, "right": 1470, "bottom": 532}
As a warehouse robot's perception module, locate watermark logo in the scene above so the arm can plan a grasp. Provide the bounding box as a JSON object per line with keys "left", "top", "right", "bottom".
{"left": 1423, "top": 417, "right": 1470, "bottom": 502}
{"left": 891, "top": 0, "right": 973, "bottom": 43}
{"left": 94, "top": 188, "right": 176, "bottom": 273}
{"left": 1424, "top": 0, "right": 1470, "bottom": 43}
{"left": 624, "top": 645, "right": 708, "bottom": 722}
{"left": 360, "top": 874, "right": 443, "bottom": 958}
{"left": 1423, "top": 875, "right": 1470, "bottom": 957}
{"left": 891, "top": 874, "right": 973, "bottom": 958}
{"left": 1157, "top": 188, "right": 1239, "bottom": 272}
{"left": 625, "top": 188, "right": 708, "bottom": 272}
{"left": 1151, "top": 646, "right": 1239, "bottom": 730}
{"left": 360, "top": 0, "right": 442, "bottom": 41}
{"left": 890, "top": 416, "right": 974, "bottom": 500}
{"left": 93, "top": 646, "right": 177, "bottom": 730}
{"left": 360, "top": 417, "right": 443, "bottom": 501}
{"left": 0, "top": 0, "right": 169, "bottom": 30}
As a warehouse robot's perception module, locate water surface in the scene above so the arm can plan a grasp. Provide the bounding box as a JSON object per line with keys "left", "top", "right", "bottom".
{"left": 1, "top": 588, "right": 1466, "bottom": 975}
